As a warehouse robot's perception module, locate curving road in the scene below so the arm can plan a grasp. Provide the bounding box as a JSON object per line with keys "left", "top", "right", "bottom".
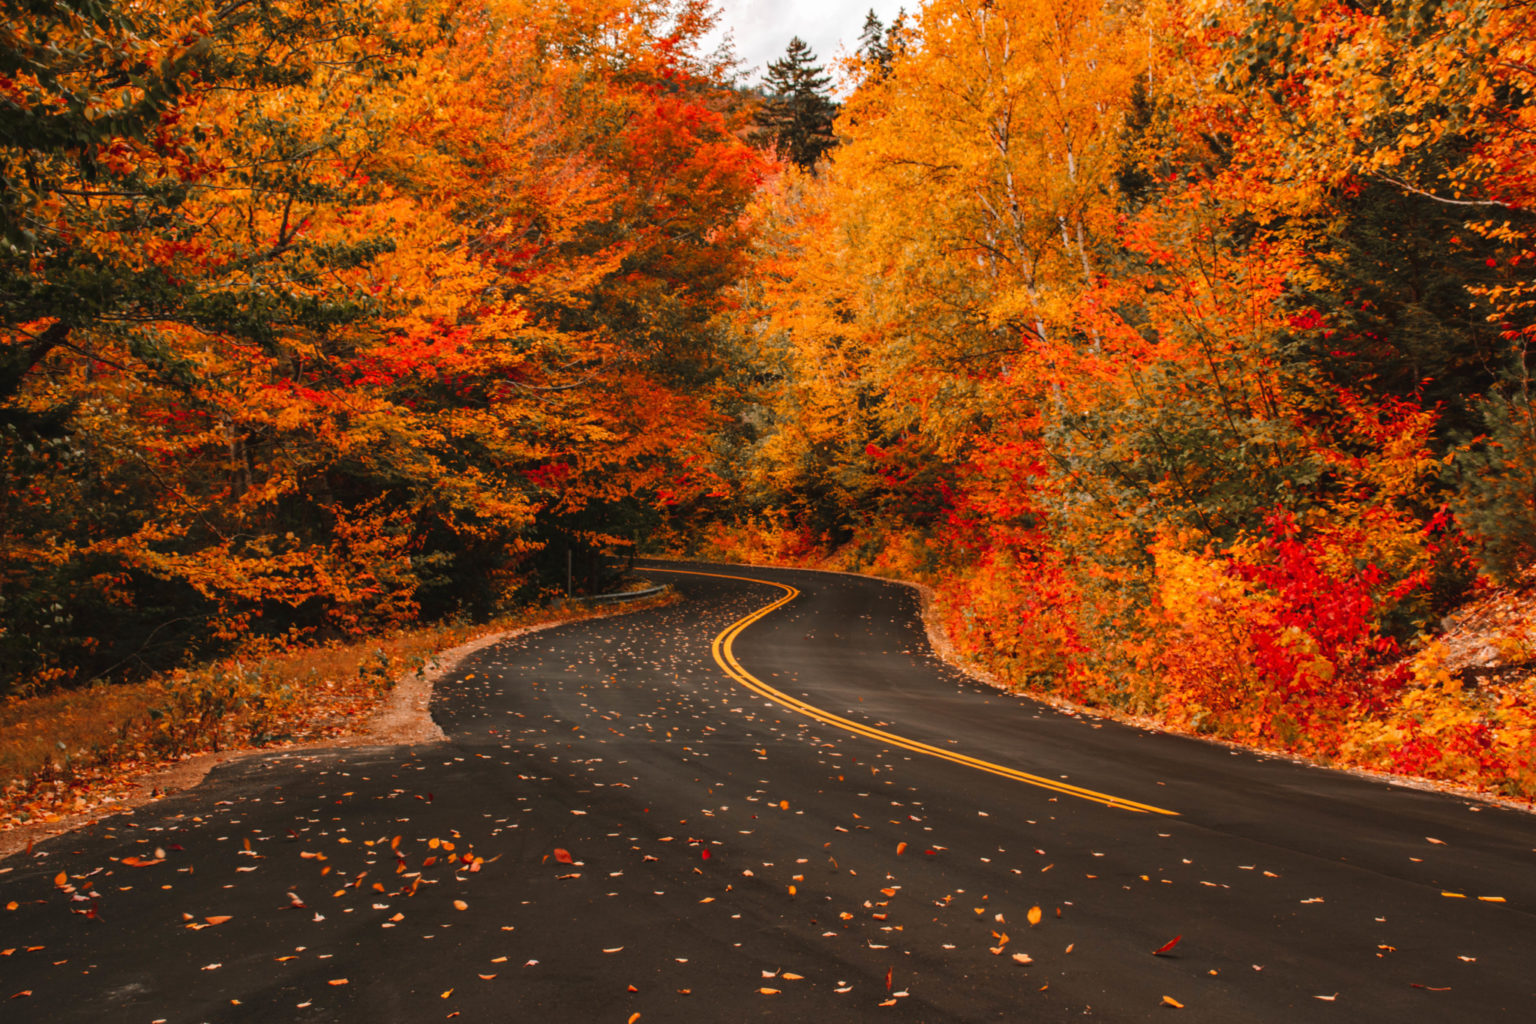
{"left": 2, "top": 562, "right": 1534, "bottom": 1021}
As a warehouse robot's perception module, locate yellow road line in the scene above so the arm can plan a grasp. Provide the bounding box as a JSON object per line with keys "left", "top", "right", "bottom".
{"left": 647, "top": 567, "right": 1179, "bottom": 816}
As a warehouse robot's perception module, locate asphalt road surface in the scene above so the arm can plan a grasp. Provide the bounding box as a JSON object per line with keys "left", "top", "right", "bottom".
{"left": 3, "top": 562, "right": 1535, "bottom": 1022}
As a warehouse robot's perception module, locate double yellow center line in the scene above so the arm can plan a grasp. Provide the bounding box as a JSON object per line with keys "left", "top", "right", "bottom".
{"left": 649, "top": 567, "right": 1178, "bottom": 816}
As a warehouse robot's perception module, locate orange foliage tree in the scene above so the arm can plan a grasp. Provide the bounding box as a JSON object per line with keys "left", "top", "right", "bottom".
{"left": 720, "top": 0, "right": 1532, "bottom": 763}
{"left": 0, "top": 0, "right": 765, "bottom": 692}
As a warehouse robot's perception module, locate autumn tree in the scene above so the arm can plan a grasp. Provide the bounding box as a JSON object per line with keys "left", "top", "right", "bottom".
{"left": 0, "top": 0, "right": 767, "bottom": 693}
{"left": 722, "top": 0, "right": 1474, "bottom": 743}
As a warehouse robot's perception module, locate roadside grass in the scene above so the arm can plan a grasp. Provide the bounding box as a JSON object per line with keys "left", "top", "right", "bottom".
{"left": 1, "top": 591, "right": 674, "bottom": 830}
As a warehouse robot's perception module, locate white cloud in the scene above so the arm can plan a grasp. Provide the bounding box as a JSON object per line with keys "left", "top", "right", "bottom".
{"left": 703, "top": 0, "right": 911, "bottom": 85}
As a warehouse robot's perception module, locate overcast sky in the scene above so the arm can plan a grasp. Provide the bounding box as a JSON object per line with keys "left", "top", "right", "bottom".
{"left": 703, "top": 0, "right": 912, "bottom": 86}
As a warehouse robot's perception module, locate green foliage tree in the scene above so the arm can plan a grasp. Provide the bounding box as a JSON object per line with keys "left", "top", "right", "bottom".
{"left": 755, "top": 37, "right": 839, "bottom": 171}
{"left": 857, "top": 9, "right": 894, "bottom": 74}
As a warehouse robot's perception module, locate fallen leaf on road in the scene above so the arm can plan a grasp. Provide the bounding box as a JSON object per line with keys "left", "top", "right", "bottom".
{"left": 453, "top": 900, "right": 468, "bottom": 911}
{"left": 1315, "top": 994, "right": 1337, "bottom": 1001}
{"left": 1162, "top": 995, "right": 1183, "bottom": 1008}
{"left": 328, "top": 978, "right": 348, "bottom": 986}
{"left": 1012, "top": 953, "right": 1034, "bottom": 965}
{"left": 553, "top": 848, "right": 574, "bottom": 864}
{"left": 1152, "top": 935, "right": 1182, "bottom": 956}
{"left": 1426, "top": 837, "right": 1445, "bottom": 845}
{"left": 759, "top": 987, "right": 780, "bottom": 995}
{"left": 1027, "top": 906, "right": 1042, "bottom": 926}
{"left": 896, "top": 842, "right": 907, "bottom": 855}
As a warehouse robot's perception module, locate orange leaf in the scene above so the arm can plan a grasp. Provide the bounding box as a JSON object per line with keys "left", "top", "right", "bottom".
{"left": 204, "top": 916, "right": 232, "bottom": 926}
{"left": 1027, "top": 905, "right": 1042, "bottom": 926}
{"left": 553, "top": 848, "right": 574, "bottom": 864}
{"left": 328, "top": 979, "right": 348, "bottom": 986}
{"left": 896, "top": 842, "right": 907, "bottom": 855}
{"left": 1162, "top": 995, "right": 1183, "bottom": 1008}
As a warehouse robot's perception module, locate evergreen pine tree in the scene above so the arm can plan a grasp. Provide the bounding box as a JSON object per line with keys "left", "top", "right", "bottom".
{"left": 858, "top": 10, "right": 893, "bottom": 73}
{"left": 755, "top": 37, "right": 838, "bottom": 171}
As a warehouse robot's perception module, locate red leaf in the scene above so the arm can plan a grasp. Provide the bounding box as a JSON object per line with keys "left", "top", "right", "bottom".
{"left": 1152, "top": 935, "right": 1183, "bottom": 956}
{"left": 553, "top": 848, "right": 574, "bottom": 864}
